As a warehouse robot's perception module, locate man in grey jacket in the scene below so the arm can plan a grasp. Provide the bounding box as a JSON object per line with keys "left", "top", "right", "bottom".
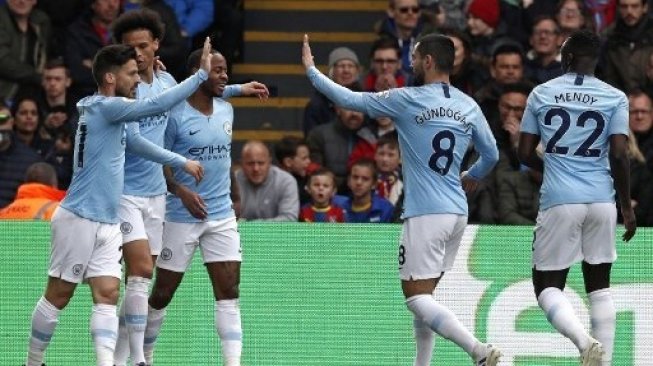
{"left": 235, "top": 140, "right": 299, "bottom": 221}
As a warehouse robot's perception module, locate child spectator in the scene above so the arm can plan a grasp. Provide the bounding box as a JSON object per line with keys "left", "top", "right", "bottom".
{"left": 299, "top": 168, "right": 346, "bottom": 223}
{"left": 336, "top": 158, "right": 393, "bottom": 223}
{"left": 374, "top": 133, "right": 403, "bottom": 205}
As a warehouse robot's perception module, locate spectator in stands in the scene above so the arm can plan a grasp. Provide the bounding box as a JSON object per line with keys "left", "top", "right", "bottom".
{"left": 525, "top": 16, "right": 564, "bottom": 85}
{"left": 555, "top": 0, "right": 596, "bottom": 40}
{"left": 374, "top": 133, "right": 403, "bottom": 206}
{"left": 418, "top": 0, "right": 446, "bottom": 30}
{"left": 335, "top": 158, "right": 393, "bottom": 223}
{"left": 0, "top": 0, "right": 51, "bottom": 104}
{"left": 164, "top": 0, "right": 213, "bottom": 42}
{"left": 628, "top": 90, "right": 653, "bottom": 156}
{"left": 0, "top": 162, "right": 65, "bottom": 220}
{"left": 11, "top": 96, "right": 73, "bottom": 189}
{"left": 624, "top": 130, "right": 653, "bottom": 226}
{"left": 644, "top": 52, "right": 653, "bottom": 98}
{"left": 372, "top": 116, "right": 396, "bottom": 137}
{"left": 422, "top": 0, "right": 467, "bottom": 31}
{"left": 602, "top": 0, "right": 653, "bottom": 92}
{"left": 203, "top": 0, "right": 244, "bottom": 74}
{"left": 141, "top": 0, "right": 189, "bottom": 80}
{"left": 377, "top": 0, "right": 424, "bottom": 75}
{"left": 363, "top": 37, "right": 408, "bottom": 92}
{"left": 65, "top": 0, "right": 120, "bottom": 101}
{"left": 307, "top": 104, "right": 374, "bottom": 192}
{"left": 439, "top": 27, "right": 485, "bottom": 96}
{"left": 18, "top": 58, "right": 78, "bottom": 131}
{"left": 35, "top": 0, "right": 85, "bottom": 58}
{"left": 586, "top": 0, "right": 618, "bottom": 33}
{"left": 494, "top": 82, "right": 532, "bottom": 173}
{"left": 0, "top": 102, "right": 43, "bottom": 207}
{"left": 236, "top": 140, "right": 299, "bottom": 221}
{"left": 465, "top": 0, "right": 503, "bottom": 69}
{"left": 275, "top": 136, "right": 314, "bottom": 206}
{"left": 299, "top": 168, "right": 347, "bottom": 223}
{"left": 303, "top": 46, "right": 361, "bottom": 135}
{"left": 475, "top": 41, "right": 529, "bottom": 136}
{"left": 11, "top": 96, "right": 51, "bottom": 156}
{"left": 496, "top": 165, "right": 542, "bottom": 225}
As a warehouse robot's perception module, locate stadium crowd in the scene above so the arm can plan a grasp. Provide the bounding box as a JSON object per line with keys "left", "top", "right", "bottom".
{"left": 1, "top": 0, "right": 652, "bottom": 226}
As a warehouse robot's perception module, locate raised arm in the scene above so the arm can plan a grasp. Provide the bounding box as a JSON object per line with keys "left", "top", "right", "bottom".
{"left": 107, "top": 37, "right": 213, "bottom": 122}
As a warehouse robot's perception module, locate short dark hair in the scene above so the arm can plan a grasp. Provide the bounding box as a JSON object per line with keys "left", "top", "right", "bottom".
{"left": 491, "top": 39, "right": 524, "bottom": 65}
{"left": 275, "top": 136, "right": 308, "bottom": 162}
{"left": 307, "top": 167, "right": 336, "bottom": 187}
{"left": 92, "top": 44, "right": 137, "bottom": 86}
{"left": 111, "top": 8, "right": 165, "bottom": 43}
{"left": 186, "top": 47, "right": 221, "bottom": 74}
{"left": 369, "top": 37, "right": 400, "bottom": 59}
{"left": 44, "top": 58, "right": 68, "bottom": 71}
{"left": 562, "top": 29, "right": 600, "bottom": 60}
{"left": 350, "top": 157, "right": 377, "bottom": 176}
{"left": 376, "top": 132, "right": 399, "bottom": 151}
{"left": 415, "top": 34, "right": 455, "bottom": 73}
{"left": 500, "top": 81, "right": 533, "bottom": 97}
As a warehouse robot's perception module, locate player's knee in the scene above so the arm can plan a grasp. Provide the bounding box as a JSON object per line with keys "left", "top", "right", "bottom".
{"left": 149, "top": 285, "right": 175, "bottom": 308}
{"left": 94, "top": 286, "right": 120, "bottom": 305}
{"left": 127, "top": 263, "right": 153, "bottom": 279}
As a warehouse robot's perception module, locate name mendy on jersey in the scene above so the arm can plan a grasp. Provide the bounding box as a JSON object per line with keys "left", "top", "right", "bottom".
{"left": 415, "top": 106, "right": 470, "bottom": 131}
{"left": 188, "top": 144, "right": 231, "bottom": 160}
{"left": 554, "top": 92, "right": 598, "bottom": 105}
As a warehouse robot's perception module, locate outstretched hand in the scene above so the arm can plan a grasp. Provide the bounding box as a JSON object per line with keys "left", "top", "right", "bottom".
{"left": 302, "top": 34, "right": 315, "bottom": 69}
{"left": 241, "top": 81, "right": 270, "bottom": 100}
{"left": 200, "top": 37, "right": 212, "bottom": 74}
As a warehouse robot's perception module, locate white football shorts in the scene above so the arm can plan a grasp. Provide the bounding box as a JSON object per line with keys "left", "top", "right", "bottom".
{"left": 156, "top": 217, "right": 241, "bottom": 272}
{"left": 118, "top": 194, "right": 166, "bottom": 255}
{"left": 398, "top": 213, "right": 467, "bottom": 280}
{"left": 532, "top": 202, "right": 617, "bottom": 271}
{"left": 49, "top": 207, "right": 122, "bottom": 283}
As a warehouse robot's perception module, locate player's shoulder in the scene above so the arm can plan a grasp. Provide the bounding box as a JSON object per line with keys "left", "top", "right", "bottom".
{"left": 156, "top": 71, "right": 178, "bottom": 87}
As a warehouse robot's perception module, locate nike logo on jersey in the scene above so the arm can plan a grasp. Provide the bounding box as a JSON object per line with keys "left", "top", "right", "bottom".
{"left": 189, "top": 129, "right": 201, "bottom": 135}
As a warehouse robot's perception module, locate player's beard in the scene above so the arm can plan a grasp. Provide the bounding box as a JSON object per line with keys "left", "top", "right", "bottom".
{"left": 413, "top": 72, "right": 425, "bottom": 87}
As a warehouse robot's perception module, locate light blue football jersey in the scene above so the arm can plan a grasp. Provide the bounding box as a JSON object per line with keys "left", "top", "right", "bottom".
{"left": 123, "top": 71, "right": 242, "bottom": 197}
{"left": 60, "top": 70, "right": 208, "bottom": 223}
{"left": 520, "top": 73, "right": 629, "bottom": 210}
{"left": 164, "top": 98, "right": 235, "bottom": 222}
{"left": 307, "top": 67, "right": 499, "bottom": 218}
{"left": 123, "top": 71, "right": 178, "bottom": 196}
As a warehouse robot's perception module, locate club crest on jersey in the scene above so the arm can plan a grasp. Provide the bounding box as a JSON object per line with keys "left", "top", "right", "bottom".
{"left": 160, "top": 247, "right": 173, "bottom": 261}
{"left": 120, "top": 222, "right": 132, "bottom": 234}
{"left": 223, "top": 121, "right": 232, "bottom": 135}
{"left": 375, "top": 90, "right": 390, "bottom": 99}
{"left": 72, "top": 264, "right": 83, "bottom": 276}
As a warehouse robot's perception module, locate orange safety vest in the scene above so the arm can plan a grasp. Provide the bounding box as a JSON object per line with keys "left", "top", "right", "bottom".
{"left": 0, "top": 183, "right": 66, "bottom": 220}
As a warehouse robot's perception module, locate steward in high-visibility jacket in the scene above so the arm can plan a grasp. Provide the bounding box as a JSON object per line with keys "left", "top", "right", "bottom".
{"left": 0, "top": 182, "right": 65, "bottom": 220}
